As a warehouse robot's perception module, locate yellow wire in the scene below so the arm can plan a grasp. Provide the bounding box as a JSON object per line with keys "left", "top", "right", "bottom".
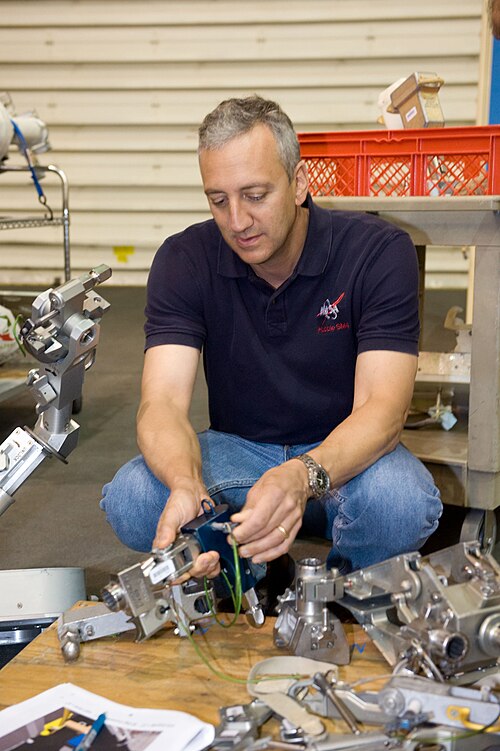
{"left": 446, "top": 705, "right": 500, "bottom": 733}
{"left": 391, "top": 705, "right": 500, "bottom": 746}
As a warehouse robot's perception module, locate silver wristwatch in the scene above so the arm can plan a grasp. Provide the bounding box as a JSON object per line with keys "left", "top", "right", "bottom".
{"left": 294, "top": 453, "right": 331, "bottom": 499}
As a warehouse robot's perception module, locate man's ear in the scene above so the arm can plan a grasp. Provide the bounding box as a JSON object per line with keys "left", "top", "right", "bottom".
{"left": 294, "top": 160, "right": 309, "bottom": 205}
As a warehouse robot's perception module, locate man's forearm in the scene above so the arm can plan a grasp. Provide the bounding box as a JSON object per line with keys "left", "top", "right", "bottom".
{"left": 136, "top": 398, "right": 205, "bottom": 494}
{"left": 308, "top": 396, "right": 406, "bottom": 489}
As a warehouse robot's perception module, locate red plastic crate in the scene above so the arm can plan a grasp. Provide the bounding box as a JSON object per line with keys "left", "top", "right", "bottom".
{"left": 298, "top": 126, "right": 500, "bottom": 197}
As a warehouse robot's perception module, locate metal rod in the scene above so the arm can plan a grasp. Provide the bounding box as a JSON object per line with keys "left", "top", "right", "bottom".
{"left": 313, "top": 673, "right": 362, "bottom": 735}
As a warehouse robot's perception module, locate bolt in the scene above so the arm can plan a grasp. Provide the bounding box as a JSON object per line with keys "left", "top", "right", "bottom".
{"left": 480, "top": 585, "right": 495, "bottom": 597}
{"left": 383, "top": 695, "right": 397, "bottom": 711}
{"left": 85, "top": 625, "right": 95, "bottom": 637}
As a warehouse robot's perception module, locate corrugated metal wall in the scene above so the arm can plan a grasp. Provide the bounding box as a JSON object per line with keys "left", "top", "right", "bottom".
{"left": 0, "top": 0, "right": 485, "bottom": 286}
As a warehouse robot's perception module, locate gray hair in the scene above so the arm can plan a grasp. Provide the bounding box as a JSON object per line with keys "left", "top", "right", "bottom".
{"left": 198, "top": 95, "right": 301, "bottom": 181}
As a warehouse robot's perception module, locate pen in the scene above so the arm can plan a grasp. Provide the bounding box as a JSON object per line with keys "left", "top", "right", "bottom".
{"left": 74, "top": 713, "right": 106, "bottom": 751}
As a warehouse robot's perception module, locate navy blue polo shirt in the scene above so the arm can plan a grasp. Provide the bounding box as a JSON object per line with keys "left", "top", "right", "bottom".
{"left": 145, "top": 195, "right": 419, "bottom": 444}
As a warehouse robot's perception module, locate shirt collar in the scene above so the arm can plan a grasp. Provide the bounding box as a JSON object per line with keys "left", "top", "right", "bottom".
{"left": 217, "top": 193, "right": 333, "bottom": 278}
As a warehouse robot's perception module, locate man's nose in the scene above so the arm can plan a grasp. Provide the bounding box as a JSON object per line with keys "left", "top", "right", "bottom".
{"left": 229, "top": 200, "right": 252, "bottom": 233}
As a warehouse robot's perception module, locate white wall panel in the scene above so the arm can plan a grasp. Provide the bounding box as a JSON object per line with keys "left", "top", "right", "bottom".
{"left": 0, "top": 0, "right": 485, "bottom": 287}
{"left": 2, "top": 59, "right": 480, "bottom": 92}
{"left": 0, "top": 0, "right": 482, "bottom": 25}
{"left": 7, "top": 86, "right": 479, "bottom": 128}
{"left": 0, "top": 21, "right": 481, "bottom": 63}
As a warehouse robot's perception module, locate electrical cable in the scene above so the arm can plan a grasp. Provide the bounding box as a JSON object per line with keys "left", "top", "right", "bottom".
{"left": 10, "top": 119, "right": 53, "bottom": 219}
{"left": 170, "top": 594, "right": 306, "bottom": 687}
{"left": 170, "top": 560, "right": 500, "bottom": 739}
{"left": 13, "top": 314, "right": 26, "bottom": 356}
{"left": 202, "top": 531, "right": 243, "bottom": 628}
{"left": 384, "top": 701, "right": 500, "bottom": 747}
{"left": 166, "top": 536, "right": 310, "bottom": 686}
{"left": 0, "top": 313, "right": 25, "bottom": 356}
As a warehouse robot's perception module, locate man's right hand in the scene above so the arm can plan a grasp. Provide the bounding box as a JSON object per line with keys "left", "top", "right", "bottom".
{"left": 153, "top": 487, "right": 221, "bottom": 582}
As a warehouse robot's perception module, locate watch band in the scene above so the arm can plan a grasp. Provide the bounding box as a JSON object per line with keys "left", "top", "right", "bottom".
{"left": 294, "top": 453, "right": 331, "bottom": 499}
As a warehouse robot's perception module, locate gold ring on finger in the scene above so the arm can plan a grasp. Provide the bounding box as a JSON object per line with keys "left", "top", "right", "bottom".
{"left": 277, "top": 524, "right": 289, "bottom": 540}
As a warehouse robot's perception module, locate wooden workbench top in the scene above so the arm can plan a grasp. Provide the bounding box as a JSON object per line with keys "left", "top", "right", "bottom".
{"left": 0, "top": 604, "right": 388, "bottom": 729}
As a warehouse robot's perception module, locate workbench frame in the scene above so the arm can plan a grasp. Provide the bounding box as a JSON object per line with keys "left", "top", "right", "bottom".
{"left": 318, "top": 196, "right": 500, "bottom": 536}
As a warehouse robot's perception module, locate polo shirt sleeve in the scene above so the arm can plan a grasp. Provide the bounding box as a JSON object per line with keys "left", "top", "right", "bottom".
{"left": 356, "top": 230, "right": 420, "bottom": 356}
{"left": 144, "top": 237, "right": 206, "bottom": 351}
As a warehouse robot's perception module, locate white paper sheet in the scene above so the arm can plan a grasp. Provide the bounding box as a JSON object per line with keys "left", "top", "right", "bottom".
{"left": 0, "top": 682, "right": 214, "bottom": 751}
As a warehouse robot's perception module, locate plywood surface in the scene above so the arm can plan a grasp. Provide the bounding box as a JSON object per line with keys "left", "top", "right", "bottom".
{"left": 0, "top": 603, "right": 388, "bottom": 730}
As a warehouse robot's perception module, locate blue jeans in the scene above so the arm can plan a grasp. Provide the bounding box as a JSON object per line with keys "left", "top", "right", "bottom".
{"left": 100, "top": 429, "right": 442, "bottom": 574}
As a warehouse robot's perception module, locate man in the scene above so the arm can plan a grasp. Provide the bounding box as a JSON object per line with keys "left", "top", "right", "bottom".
{"left": 491, "top": 0, "right": 500, "bottom": 38}
{"left": 101, "top": 95, "right": 442, "bottom": 581}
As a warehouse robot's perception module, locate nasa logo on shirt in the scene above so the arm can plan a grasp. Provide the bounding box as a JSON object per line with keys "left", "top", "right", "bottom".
{"left": 316, "top": 292, "right": 350, "bottom": 334}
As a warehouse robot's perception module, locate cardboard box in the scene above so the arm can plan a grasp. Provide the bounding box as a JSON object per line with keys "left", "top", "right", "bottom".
{"left": 389, "top": 72, "right": 445, "bottom": 128}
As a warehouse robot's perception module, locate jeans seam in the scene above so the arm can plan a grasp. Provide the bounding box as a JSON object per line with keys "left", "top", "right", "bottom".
{"left": 208, "top": 478, "right": 256, "bottom": 494}
{"left": 331, "top": 491, "right": 352, "bottom": 547}
{"left": 330, "top": 488, "right": 346, "bottom": 503}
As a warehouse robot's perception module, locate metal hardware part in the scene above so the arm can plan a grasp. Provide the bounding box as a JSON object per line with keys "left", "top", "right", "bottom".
{"left": 209, "top": 693, "right": 500, "bottom": 751}
{"left": 0, "top": 265, "right": 111, "bottom": 516}
{"left": 312, "top": 673, "right": 362, "bottom": 735}
{"left": 274, "top": 558, "right": 349, "bottom": 664}
{"left": 378, "top": 674, "right": 500, "bottom": 729}
{"left": 58, "top": 502, "right": 265, "bottom": 660}
{"left": 288, "top": 676, "right": 383, "bottom": 726}
{"left": 275, "top": 542, "right": 500, "bottom": 683}
{"left": 210, "top": 700, "right": 274, "bottom": 750}
{"left": 289, "top": 672, "right": 500, "bottom": 732}
{"left": 58, "top": 602, "right": 135, "bottom": 661}
{"left": 180, "top": 503, "right": 265, "bottom": 627}
{"left": 58, "top": 576, "right": 214, "bottom": 661}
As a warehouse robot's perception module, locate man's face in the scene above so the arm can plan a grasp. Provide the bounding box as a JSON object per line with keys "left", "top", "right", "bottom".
{"left": 492, "top": 0, "right": 500, "bottom": 38}
{"left": 199, "top": 124, "right": 308, "bottom": 271}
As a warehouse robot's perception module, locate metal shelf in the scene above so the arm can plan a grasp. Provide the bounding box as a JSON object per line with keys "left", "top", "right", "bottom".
{"left": 0, "top": 163, "right": 71, "bottom": 406}
{"left": 318, "top": 195, "right": 500, "bottom": 513}
{"left": 0, "top": 216, "right": 64, "bottom": 230}
{"left": 0, "top": 163, "right": 71, "bottom": 282}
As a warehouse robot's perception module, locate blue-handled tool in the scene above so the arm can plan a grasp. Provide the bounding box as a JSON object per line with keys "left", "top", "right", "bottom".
{"left": 74, "top": 712, "right": 106, "bottom": 751}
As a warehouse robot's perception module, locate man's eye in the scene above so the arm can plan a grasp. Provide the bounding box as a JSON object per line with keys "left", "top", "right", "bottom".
{"left": 246, "top": 193, "right": 265, "bottom": 202}
{"left": 210, "top": 197, "right": 226, "bottom": 207}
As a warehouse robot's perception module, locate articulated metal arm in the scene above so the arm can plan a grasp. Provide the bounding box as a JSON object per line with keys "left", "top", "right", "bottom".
{"left": 209, "top": 669, "right": 500, "bottom": 750}
{"left": 275, "top": 541, "right": 500, "bottom": 683}
{"left": 59, "top": 501, "right": 265, "bottom": 661}
{"left": 0, "top": 265, "right": 111, "bottom": 515}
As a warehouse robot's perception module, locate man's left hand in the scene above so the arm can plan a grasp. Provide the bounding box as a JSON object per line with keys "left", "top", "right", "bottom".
{"left": 229, "top": 460, "right": 309, "bottom": 563}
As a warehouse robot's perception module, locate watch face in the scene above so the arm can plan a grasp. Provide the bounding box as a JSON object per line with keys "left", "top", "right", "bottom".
{"left": 316, "top": 469, "right": 330, "bottom": 493}
{"left": 297, "top": 454, "right": 330, "bottom": 498}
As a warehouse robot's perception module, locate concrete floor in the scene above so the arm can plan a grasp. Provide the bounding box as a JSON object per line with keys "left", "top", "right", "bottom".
{"left": 0, "top": 284, "right": 472, "bottom": 605}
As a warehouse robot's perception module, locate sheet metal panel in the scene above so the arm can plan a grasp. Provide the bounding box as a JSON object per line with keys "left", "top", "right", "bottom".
{"left": 0, "top": 0, "right": 484, "bottom": 285}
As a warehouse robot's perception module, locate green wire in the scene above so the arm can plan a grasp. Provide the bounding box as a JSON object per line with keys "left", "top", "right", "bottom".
{"left": 185, "top": 625, "right": 251, "bottom": 684}
{"left": 13, "top": 315, "right": 26, "bottom": 356}
{"left": 0, "top": 314, "right": 25, "bottom": 356}
{"left": 203, "top": 532, "right": 243, "bottom": 628}
{"left": 183, "top": 619, "right": 307, "bottom": 686}
{"left": 169, "top": 535, "right": 307, "bottom": 685}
